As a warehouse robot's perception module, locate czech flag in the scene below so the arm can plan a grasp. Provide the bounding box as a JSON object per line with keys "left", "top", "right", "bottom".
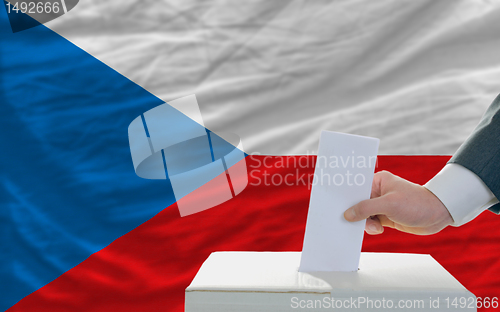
{"left": 2, "top": 1, "right": 500, "bottom": 311}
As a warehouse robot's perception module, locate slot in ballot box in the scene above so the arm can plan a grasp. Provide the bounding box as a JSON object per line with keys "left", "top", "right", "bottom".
{"left": 185, "top": 252, "right": 476, "bottom": 312}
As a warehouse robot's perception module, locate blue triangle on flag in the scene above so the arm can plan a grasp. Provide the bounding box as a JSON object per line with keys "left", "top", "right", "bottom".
{"left": 0, "top": 5, "right": 241, "bottom": 310}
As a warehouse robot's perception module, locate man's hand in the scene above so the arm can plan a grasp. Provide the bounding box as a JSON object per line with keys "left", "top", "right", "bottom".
{"left": 344, "top": 171, "right": 454, "bottom": 235}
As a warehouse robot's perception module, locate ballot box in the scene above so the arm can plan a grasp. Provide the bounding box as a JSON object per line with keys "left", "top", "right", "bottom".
{"left": 185, "top": 251, "right": 476, "bottom": 312}
{"left": 185, "top": 132, "right": 476, "bottom": 311}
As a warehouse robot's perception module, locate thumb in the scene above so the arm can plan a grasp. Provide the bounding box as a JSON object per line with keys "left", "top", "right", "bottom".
{"left": 344, "top": 196, "right": 393, "bottom": 222}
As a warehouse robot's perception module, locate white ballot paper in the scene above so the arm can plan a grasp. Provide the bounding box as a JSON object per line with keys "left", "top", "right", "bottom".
{"left": 299, "top": 131, "right": 379, "bottom": 272}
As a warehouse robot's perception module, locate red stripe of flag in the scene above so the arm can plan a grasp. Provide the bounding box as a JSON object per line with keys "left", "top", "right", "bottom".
{"left": 9, "top": 156, "right": 500, "bottom": 312}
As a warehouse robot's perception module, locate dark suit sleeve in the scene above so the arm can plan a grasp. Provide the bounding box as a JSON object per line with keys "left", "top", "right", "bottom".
{"left": 449, "top": 93, "right": 500, "bottom": 213}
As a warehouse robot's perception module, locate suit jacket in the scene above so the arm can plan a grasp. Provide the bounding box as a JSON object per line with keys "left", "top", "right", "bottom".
{"left": 449, "top": 93, "right": 500, "bottom": 213}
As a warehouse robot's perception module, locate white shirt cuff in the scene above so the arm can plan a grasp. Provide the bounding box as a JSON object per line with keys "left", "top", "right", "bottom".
{"left": 424, "top": 163, "right": 499, "bottom": 226}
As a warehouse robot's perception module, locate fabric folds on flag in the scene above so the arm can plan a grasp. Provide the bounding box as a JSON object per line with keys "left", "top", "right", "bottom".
{"left": 2, "top": 1, "right": 500, "bottom": 312}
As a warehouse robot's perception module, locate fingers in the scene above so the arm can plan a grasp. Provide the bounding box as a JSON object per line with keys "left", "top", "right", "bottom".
{"left": 365, "top": 216, "right": 384, "bottom": 235}
{"left": 377, "top": 214, "right": 396, "bottom": 229}
{"left": 370, "top": 170, "right": 392, "bottom": 198}
{"left": 344, "top": 195, "right": 394, "bottom": 222}
{"left": 370, "top": 173, "right": 382, "bottom": 199}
